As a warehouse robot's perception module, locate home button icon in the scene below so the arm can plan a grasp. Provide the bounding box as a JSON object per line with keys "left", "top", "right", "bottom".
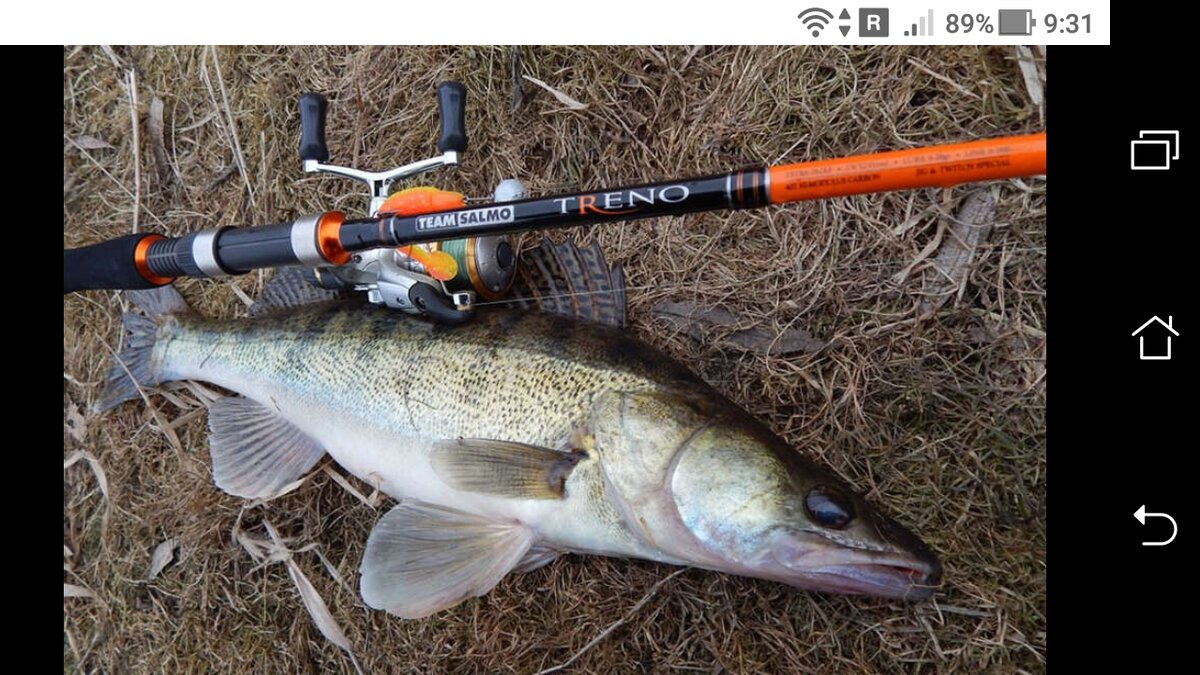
{"left": 1131, "top": 316, "right": 1179, "bottom": 360}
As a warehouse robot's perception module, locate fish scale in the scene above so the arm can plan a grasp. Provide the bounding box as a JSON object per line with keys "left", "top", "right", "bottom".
{"left": 166, "top": 306, "right": 651, "bottom": 438}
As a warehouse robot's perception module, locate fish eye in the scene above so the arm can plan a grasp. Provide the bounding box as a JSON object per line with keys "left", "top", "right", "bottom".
{"left": 805, "top": 486, "right": 855, "bottom": 529}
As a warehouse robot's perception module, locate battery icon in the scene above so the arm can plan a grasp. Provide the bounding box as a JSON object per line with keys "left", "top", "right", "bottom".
{"left": 997, "top": 9, "right": 1035, "bottom": 35}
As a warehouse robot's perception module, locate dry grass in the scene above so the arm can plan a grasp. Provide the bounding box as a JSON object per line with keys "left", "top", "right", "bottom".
{"left": 64, "top": 46, "right": 1046, "bottom": 674}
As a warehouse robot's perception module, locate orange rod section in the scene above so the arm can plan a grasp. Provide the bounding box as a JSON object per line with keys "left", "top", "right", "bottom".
{"left": 316, "top": 211, "right": 351, "bottom": 265}
{"left": 767, "top": 132, "right": 1046, "bottom": 204}
{"left": 134, "top": 234, "right": 174, "bottom": 286}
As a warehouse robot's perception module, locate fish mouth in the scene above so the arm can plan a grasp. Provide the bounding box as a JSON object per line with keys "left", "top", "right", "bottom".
{"left": 797, "top": 560, "right": 941, "bottom": 600}
{"left": 772, "top": 534, "right": 943, "bottom": 601}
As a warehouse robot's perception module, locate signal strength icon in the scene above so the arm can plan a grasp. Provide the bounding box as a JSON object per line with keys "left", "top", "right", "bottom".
{"left": 904, "top": 9, "right": 935, "bottom": 36}
{"left": 798, "top": 7, "right": 834, "bottom": 37}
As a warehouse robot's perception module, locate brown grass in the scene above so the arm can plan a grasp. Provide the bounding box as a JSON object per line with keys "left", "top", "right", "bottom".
{"left": 64, "top": 46, "right": 1046, "bottom": 674}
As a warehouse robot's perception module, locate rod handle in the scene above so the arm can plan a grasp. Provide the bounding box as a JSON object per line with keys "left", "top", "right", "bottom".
{"left": 64, "top": 234, "right": 172, "bottom": 294}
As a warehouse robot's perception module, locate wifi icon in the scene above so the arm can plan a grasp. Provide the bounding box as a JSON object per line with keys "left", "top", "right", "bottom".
{"left": 798, "top": 7, "right": 834, "bottom": 37}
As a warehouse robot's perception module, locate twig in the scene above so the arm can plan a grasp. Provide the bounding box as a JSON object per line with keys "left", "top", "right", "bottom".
{"left": 933, "top": 604, "right": 995, "bottom": 618}
{"left": 99, "top": 45, "right": 122, "bottom": 70}
{"left": 906, "top": 57, "right": 982, "bottom": 100}
{"left": 535, "top": 568, "right": 685, "bottom": 674}
{"left": 64, "top": 136, "right": 164, "bottom": 228}
{"left": 125, "top": 68, "right": 141, "bottom": 233}
{"left": 208, "top": 46, "right": 257, "bottom": 210}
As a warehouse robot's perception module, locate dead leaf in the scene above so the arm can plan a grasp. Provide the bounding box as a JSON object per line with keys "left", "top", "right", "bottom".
{"left": 285, "top": 559, "right": 353, "bottom": 650}
{"left": 917, "top": 191, "right": 997, "bottom": 315}
{"left": 309, "top": 544, "right": 356, "bottom": 597}
{"left": 654, "top": 301, "right": 825, "bottom": 355}
{"left": 523, "top": 75, "right": 588, "bottom": 111}
{"left": 73, "top": 135, "right": 113, "bottom": 150}
{"left": 146, "top": 538, "right": 178, "bottom": 581}
{"left": 1015, "top": 46, "right": 1044, "bottom": 123}
{"left": 147, "top": 97, "right": 172, "bottom": 186}
{"left": 66, "top": 403, "right": 87, "bottom": 443}
{"left": 64, "top": 450, "right": 110, "bottom": 501}
{"left": 232, "top": 519, "right": 269, "bottom": 563}
{"left": 266, "top": 475, "right": 310, "bottom": 500}
{"left": 64, "top": 583, "right": 95, "bottom": 599}
{"left": 892, "top": 221, "right": 947, "bottom": 285}
{"left": 510, "top": 49, "right": 525, "bottom": 113}
{"left": 262, "top": 521, "right": 362, "bottom": 674}
{"left": 1015, "top": 46, "right": 1044, "bottom": 106}
{"left": 323, "top": 465, "right": 381, "bottom": 508}
{"left": 183, "top": 380, "right": 224, "bottom": 405}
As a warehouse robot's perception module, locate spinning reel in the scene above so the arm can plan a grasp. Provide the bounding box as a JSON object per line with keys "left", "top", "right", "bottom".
{"left": 296, "top": 83, "right": 520, "bottom": 322}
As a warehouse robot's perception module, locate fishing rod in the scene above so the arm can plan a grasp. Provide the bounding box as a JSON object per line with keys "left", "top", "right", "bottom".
{"left": 63, "top": 82, "right": 1047, "bottom": 324}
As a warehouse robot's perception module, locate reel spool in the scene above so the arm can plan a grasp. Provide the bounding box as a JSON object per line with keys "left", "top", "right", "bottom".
{"left": 435, "top": 236, "right": 517, "bottom": 299}
{"left": 438, "top": 178, "right": 526, "bottom": 299}
{"left": 395, "top": 236, "right": 516, "bottom": 299}
{"left": 387, "top": 181, "right": 523, "bottom": 300}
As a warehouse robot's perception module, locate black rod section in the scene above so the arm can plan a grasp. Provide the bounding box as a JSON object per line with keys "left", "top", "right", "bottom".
{"left": 343, "top": 169, "right": 768, "bottom": 250}
{"left": 216, "top": 222, "right": 298, "bottom": 272}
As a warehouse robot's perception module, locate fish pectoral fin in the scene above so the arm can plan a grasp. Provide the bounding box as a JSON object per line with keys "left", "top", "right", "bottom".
{"left": 359, "top": 500, "right": 534, "bottom": 619}
{"left": 431, "top": 438, "right": 582, "bottom": 499}
{"left": 207, "top": 396, "right": 326, "bottom": 499}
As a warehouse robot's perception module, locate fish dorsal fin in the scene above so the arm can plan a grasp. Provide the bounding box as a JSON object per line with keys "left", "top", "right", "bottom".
{"left": 513, "top": 242, "right": 570, "bottom": 316}
{"left": 431, "top": 438, "right": 582, "bottom": 500}
{"left": 511, "top": 238, "right": 627, "bottom": 328}
{"left": 207, "top": 396, "right": 326, "bottom": 499}
{"left": 571, "top": 240, "right": 626, "bottom": 328}
{"left": 249, "top": 266, "right": 342, "bottom": 317}
{"left": 359, "top": 500, "right": 534, "bottom": 619}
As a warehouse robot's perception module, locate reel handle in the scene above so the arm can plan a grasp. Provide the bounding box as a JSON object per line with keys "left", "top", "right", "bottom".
{"left": 298, "top": 92, "right": 330, "bottom": 162}
{"left": 436, "top": 81, "right": 468, "bottom": 154}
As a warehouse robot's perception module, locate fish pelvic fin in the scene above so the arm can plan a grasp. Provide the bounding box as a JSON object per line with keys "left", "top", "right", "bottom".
{"left": 97, "top": 286, "right": 192, "bottom": 413}
{"left": 207, "top": 396, "right": 327, "bottom": 499}
{"left": 359, "top": 500, "right": 534, "bottom": 619}
{"left": 431, "top": 438, "right": 582, "bottom": 500}
{"left": 513, "top": 543, "right": 562, "bottom": 574}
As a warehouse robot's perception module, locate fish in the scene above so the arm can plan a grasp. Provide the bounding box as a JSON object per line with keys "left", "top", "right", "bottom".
{"left": 99, "top": 246, "right": 941, "bottom": 619}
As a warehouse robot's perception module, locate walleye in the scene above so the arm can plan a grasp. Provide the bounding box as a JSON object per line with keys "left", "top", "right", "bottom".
{"left": 100, "top": 260, "right": 940, "bottom": 619}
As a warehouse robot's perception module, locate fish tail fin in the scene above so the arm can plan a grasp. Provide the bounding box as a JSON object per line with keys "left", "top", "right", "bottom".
{"left": 97, "top": 286, "right": 192, "bottom": 412}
